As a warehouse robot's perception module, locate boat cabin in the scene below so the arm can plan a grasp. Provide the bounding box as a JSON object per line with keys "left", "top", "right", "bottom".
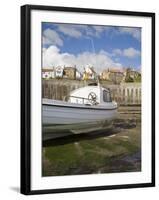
{"left": 68, "top": 85, "right": 112, "bottom": 105}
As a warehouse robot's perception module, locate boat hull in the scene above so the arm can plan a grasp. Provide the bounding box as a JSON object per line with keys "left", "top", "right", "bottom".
{"left": 42, "top": 103, "right": 117, "bottom": 125}
{"left": 43, "top": 120, "right": 114, "bottom": 140}
{"left": 42, "top": 99, "right": 117, "bottom": 140}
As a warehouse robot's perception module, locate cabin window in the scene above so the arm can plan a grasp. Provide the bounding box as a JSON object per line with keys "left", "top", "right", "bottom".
{"left": 103, "top": 90, "right": 112, "bottom": 102}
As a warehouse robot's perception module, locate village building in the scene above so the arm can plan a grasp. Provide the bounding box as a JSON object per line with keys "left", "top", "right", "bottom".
{"left": 55, "top": 66, "right": 64, "bottom": 78}
{"left": 124, "top": 68, "right": 141, "bottom": 82}
{"left": 100, "top": 69, "right": 110, "bottom": 80}
{"left": 63, "top": 66, "right": 82, "bottom": 80}
{"left": 83, "top": 65, "right": 97, "bottom": 80}
{"left": 63, "top": 66, "right": 76, "bottom": 79}
{"left": 42, "top": 68, "right": 55, "bottom": 79}
{"left": 100, "top": 68, "right": 125, "bottom": 84}
{"left": 42, "top": 65, "right": 82, "bottom": 80}
{"left": 76, "top": 70, "right": 82, "bottom": 80}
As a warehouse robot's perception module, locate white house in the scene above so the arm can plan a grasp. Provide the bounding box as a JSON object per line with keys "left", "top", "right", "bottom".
{"left": 42, "top": 68, "right": 55, "bottom": 79}
{"left": 76, "top": 70, "right": 82, "bottom": 80}
{"left": 55, "top": 66, "right": 64, "bottom": 78}
{"left": 83, "top": 65, "right": 97, "bottom": 80}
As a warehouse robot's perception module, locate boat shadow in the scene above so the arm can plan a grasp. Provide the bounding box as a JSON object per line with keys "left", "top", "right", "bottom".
{"left": 43, "top": 127, "right": 121, "bottom": 147}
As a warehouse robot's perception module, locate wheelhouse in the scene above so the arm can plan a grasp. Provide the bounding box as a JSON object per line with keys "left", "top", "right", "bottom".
{"left": 67, "top": 85, "right": 113, "bottom": 105}
{"left": 103, "top": 89, "right": 112, "bottom": 102}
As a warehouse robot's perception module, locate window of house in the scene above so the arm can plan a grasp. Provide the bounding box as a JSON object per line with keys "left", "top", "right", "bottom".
{"left": 103, "top": 90, "right": 112, "bottom": 102}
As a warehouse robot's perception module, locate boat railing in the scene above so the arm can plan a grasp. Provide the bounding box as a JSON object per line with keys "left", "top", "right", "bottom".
{"left": 64, "top": 95, "right": 90, "bottom": 105}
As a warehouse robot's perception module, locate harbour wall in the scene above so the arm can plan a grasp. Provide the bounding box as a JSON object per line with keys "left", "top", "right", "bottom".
{"left": 42, "top": 79, "right": 141, "bottom": 105}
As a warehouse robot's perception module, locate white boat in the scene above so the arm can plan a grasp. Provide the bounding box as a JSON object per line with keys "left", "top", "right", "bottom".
{"left": 42, "top": 84, "right": 118, "bottom": 139}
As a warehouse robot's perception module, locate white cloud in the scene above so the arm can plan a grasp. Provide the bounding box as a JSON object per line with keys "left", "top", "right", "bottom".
{"left": 57, "top": 24, "right": 111, "bottom": 38}
{"left": 112, "top": 49, "right": 122, "bottom": 56}
{"left": 82, "top": 25, "right": 111, "bottom": 37}
{"left": 57, "top": 25, "right": 82, "bottom": 38}
{"left": 43, "top": 45, "right": 123, "bottom": 73}
{"left": 123, "top": 48, "right": 140, "bottom": 58}
{"left": 113, "top": 47, "right": 140, "bottom": 58}
{"left": 93, "top": 26, "right": 105, "bottom": 33}
{"left": 118, "top": 27, "right": 141, "bottom": 41}
{"left": 43, "top": 28, "right": 63, "bottom": 46}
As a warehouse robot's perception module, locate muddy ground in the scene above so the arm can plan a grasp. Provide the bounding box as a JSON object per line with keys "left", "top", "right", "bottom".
{"left": 42, "top": 106, "right": 141, "bottom": 176}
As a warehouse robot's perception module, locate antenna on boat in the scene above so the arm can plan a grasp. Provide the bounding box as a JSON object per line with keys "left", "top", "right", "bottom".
{"left": 86, "top": 37, "right": 100, "bottom": 85}
{"left": 97, "top": 77, "right": 100, "bottom": 86}
{"left": 86, "top": 37, "right": 95, "bottom": 54}
{"left": 90, "top": 37, "right": 95, "bottom": 55}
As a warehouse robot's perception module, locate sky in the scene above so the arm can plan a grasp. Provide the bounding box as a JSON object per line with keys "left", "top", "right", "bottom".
{"left": 42, "top": 23, "right": 141, "bottom": 73}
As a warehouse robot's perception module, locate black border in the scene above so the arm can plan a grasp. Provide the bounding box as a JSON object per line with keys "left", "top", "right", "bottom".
{"left": 20, "top": 4, "right": 155, "bottom": 195}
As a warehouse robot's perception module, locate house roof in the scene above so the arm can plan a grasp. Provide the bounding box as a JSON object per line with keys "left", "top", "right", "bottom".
{"left": 42, "top": 68, "right": 54, "bottom": 72}
{"left": 64, "top": 66, "right": 75, "bottom": 70}
{"left": 102, "top": 68, "right": 124, "bottom": 73}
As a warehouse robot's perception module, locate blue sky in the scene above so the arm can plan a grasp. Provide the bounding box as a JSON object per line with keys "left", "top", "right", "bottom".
{"left": 42, "top": 23, "right": 141, "bottom": 72}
